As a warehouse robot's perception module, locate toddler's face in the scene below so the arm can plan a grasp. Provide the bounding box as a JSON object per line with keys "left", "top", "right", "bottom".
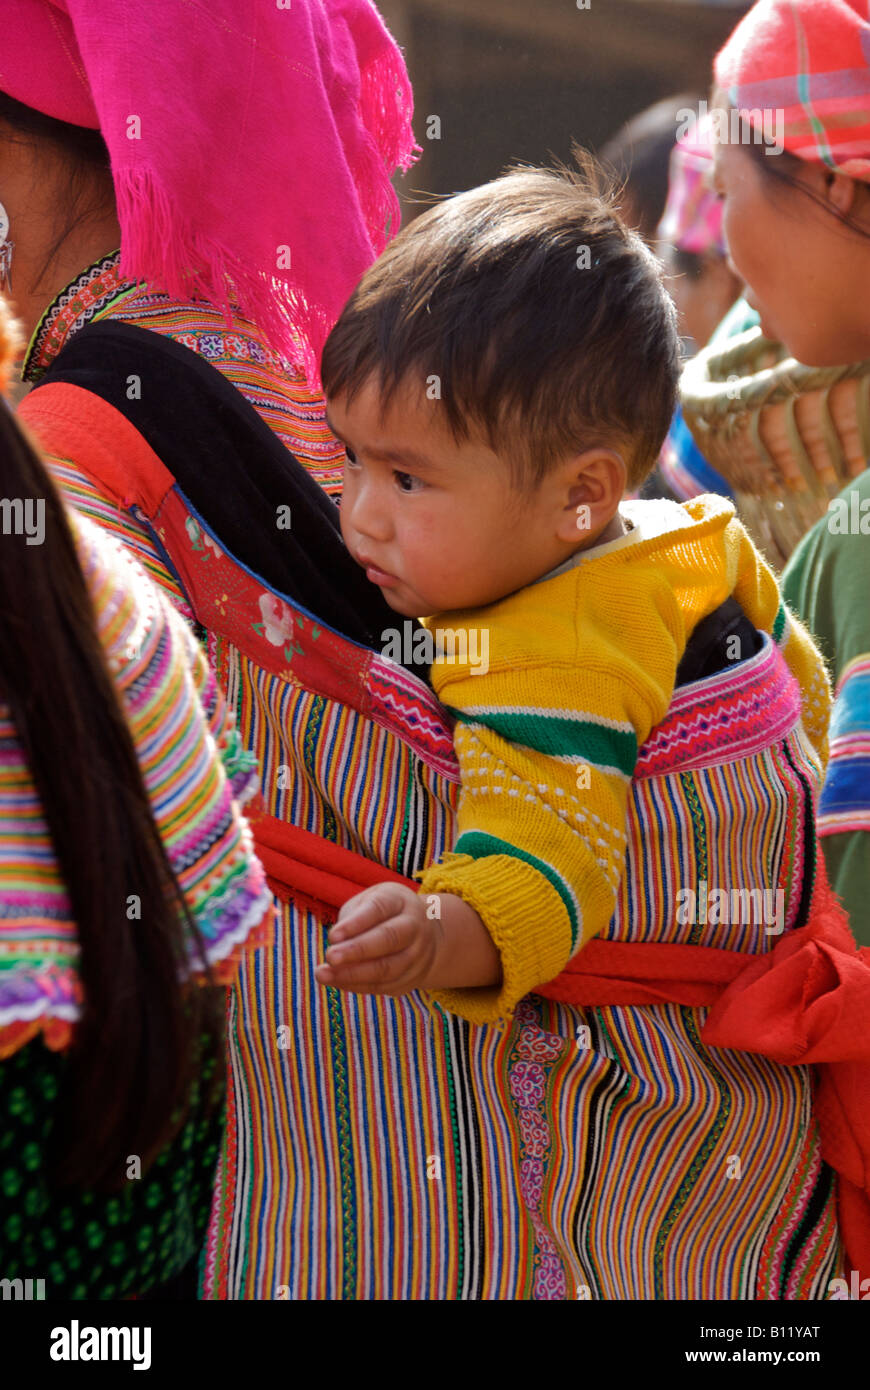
{"left": 327, "top": 378, "right": 576, "bottom": 617}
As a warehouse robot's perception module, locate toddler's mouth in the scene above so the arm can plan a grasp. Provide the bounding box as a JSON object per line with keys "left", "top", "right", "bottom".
{"left": 356, "top": 552, "right": 399, "bottom": 587}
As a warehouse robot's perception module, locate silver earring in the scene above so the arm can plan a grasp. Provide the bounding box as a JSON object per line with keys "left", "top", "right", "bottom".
{"left": 0, "top": 203, "right": 13, "bottom": 293}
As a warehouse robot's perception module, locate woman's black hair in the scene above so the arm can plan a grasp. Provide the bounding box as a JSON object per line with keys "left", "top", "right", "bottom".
{"left": 731, "top": 104, "right": 870, "bottom": 244}
{"left": 670, "top": 247, "right": 705, "bottom": 281}
{"left": 0, "top": 91, "right": 114, "bottom": 285}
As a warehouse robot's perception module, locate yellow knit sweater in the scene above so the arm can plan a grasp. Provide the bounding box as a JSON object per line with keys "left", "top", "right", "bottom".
{"left": 418, "top": 496, "right": 830, "bottom": 1024}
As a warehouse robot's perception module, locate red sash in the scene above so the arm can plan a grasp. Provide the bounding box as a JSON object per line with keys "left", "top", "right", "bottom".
{"left": 250, "top": 811, "right": 420, "bottom": 920}
{"left": 540, "top": 860, "right": 870, "bottom": 1278}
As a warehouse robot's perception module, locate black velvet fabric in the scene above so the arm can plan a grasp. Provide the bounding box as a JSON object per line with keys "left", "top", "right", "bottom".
{"left": 37, "top": 319, "right": 760, "bottom": 689}
{"left": 675, "top": 595, "right": 763, "bottom": 687}
{"left": 37, "top": 319, "right": 418, "bottom": 663}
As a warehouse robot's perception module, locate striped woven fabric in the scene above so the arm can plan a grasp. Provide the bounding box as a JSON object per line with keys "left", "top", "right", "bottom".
{"left": 29, "top": 265, "right": 844, "bottom": 1299}
{"left": 818, "top": 653, "right": 870, "bottom": 835}
{"left": 0, "top": 512, "right": 273, "bottom": 1059}
{"left": 24, "top": 251, "right": 346, "bottom": 498}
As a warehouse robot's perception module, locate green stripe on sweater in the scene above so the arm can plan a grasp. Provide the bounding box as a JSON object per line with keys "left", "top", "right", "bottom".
{"left": 454, "top": 829, "right": 580, "bottom": 948}
{"left": 446, "top": 705, "right": 638, "bottom": 776}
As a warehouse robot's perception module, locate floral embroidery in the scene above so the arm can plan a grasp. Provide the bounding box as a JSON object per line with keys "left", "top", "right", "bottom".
{"left": 252, "top": 593, "right": 307, "bottom": 662}
{"left": 257, "top": 593, "right": 294, "bottom": 648}
{"left": 509, "top": 997, "right": 569, "bottom": 1299}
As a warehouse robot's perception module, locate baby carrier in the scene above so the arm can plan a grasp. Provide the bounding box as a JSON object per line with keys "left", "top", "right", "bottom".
{"left": 21, "top": 320, "right": 870, "bottom": 1300}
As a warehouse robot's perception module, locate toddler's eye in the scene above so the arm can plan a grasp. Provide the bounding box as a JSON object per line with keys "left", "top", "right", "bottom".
{"left": 344, "top": 446, "right": 359, "bottom": 466}
{"left": 395, "top": 470, "right": 422, "bottom": 493}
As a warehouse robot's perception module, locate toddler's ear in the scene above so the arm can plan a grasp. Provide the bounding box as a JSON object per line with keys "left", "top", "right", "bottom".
{"left": 554, "top": 447, "right": 626, "bottom": 546}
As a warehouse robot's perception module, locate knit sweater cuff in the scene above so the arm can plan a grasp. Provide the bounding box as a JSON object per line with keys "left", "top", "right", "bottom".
{"left": 417, "top": 852, "right": 575, "bottom": 1025}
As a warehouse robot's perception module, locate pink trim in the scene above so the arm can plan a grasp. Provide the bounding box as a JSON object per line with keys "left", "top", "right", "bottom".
{"left": 156, "top": 488, "right": 459, "bottom": 778}
{"left": 636, "top": 637, "right": 801, "bottom": 779}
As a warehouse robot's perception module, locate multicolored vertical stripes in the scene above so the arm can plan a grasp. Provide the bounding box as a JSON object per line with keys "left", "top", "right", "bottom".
{"left": 818, "top": 653, "right": 870, "bottom": 836}
{"left": 199, "top": 536, "right": 842, "bottom": 1300}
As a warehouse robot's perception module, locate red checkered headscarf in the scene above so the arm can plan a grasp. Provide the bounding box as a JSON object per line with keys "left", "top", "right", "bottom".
{"left": 715, "top": 0, "right": 870, "bottom": 181}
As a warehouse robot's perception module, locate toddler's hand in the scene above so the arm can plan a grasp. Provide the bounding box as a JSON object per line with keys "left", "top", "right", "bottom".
{"left": 314, "top": 883, "right": 442, "bottom": 996}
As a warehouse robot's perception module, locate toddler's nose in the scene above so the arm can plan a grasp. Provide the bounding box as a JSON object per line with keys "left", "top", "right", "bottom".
{"left": 345, "top": 475, "right": 393, "bottom": 543}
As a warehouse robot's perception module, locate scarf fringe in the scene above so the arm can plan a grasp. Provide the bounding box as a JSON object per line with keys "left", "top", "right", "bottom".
{"left": 114, "top": 48, "right": 418, "bottom": 388}
{"left": 116, "top": 165, "right": 332, "bottom": 385}
{"left": 357, "top": 46, "right": 420, "bottom": 247}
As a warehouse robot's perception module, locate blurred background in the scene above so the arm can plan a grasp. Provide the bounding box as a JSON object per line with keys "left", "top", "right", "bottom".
{"left": 379, "top": 0, "right": 753, "bottom": 227}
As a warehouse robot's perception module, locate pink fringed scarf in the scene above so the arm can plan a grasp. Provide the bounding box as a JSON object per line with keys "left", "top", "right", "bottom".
{"left": 0, "top": 0, "right": 419, "bottom": 383}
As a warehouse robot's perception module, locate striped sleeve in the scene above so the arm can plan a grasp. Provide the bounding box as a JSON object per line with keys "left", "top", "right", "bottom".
{"left": 46, "top": 456, "right": 194, "bottom": 621}
{"left": 418, "top": 663, "right": 663, "bottom": 1025}
{"left": 818, "top": 654, "right": 870, "bottom": 836}
{"left": 76, "top": 513, "right": 274, "bottom": 980}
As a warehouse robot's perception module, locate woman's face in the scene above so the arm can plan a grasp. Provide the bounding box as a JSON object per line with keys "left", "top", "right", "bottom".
{"left": 712, "top": 138, "right": 870, "bottom": 367}
{"left": 662, "top": 247, "right": 741, "bottom": 350}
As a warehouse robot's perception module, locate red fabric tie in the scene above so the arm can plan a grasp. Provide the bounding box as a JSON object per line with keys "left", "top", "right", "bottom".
{"left": 251, "top": 811, "right": 418, "bottom": 921}
{"left": 540, "top": 859, "right": 870, "bottom": 1278}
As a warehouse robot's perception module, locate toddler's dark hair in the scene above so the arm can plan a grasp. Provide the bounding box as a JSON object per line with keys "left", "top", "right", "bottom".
{"left": 321, "top": 151, "right": 681, "bottom": 490}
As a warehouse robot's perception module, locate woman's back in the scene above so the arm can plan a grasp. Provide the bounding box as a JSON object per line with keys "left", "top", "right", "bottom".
{"left": 24, "top": 306, "right": 845, "bottom": 1298}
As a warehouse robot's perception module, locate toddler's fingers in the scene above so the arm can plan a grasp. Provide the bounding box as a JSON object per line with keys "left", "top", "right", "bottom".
{"left": 316, "top": 945, "right": 419, "bottom": 993}
{"left": 325, "top": 915, "right": 411, "bottom": 967}
{"left": 332, "top": 884, "right": 414, "bottom": 943}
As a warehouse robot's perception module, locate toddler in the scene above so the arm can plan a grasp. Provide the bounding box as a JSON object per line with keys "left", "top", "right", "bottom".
{"left": 315, "top": 160, "right": 827, "bottom": 1023}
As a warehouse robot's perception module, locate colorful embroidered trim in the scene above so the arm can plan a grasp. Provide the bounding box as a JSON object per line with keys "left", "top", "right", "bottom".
{"left": 635, "top": 634, "right": 801, "bottom": 779}
{"left": 819, "top": 653, "right": 870, "bottom": 835}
